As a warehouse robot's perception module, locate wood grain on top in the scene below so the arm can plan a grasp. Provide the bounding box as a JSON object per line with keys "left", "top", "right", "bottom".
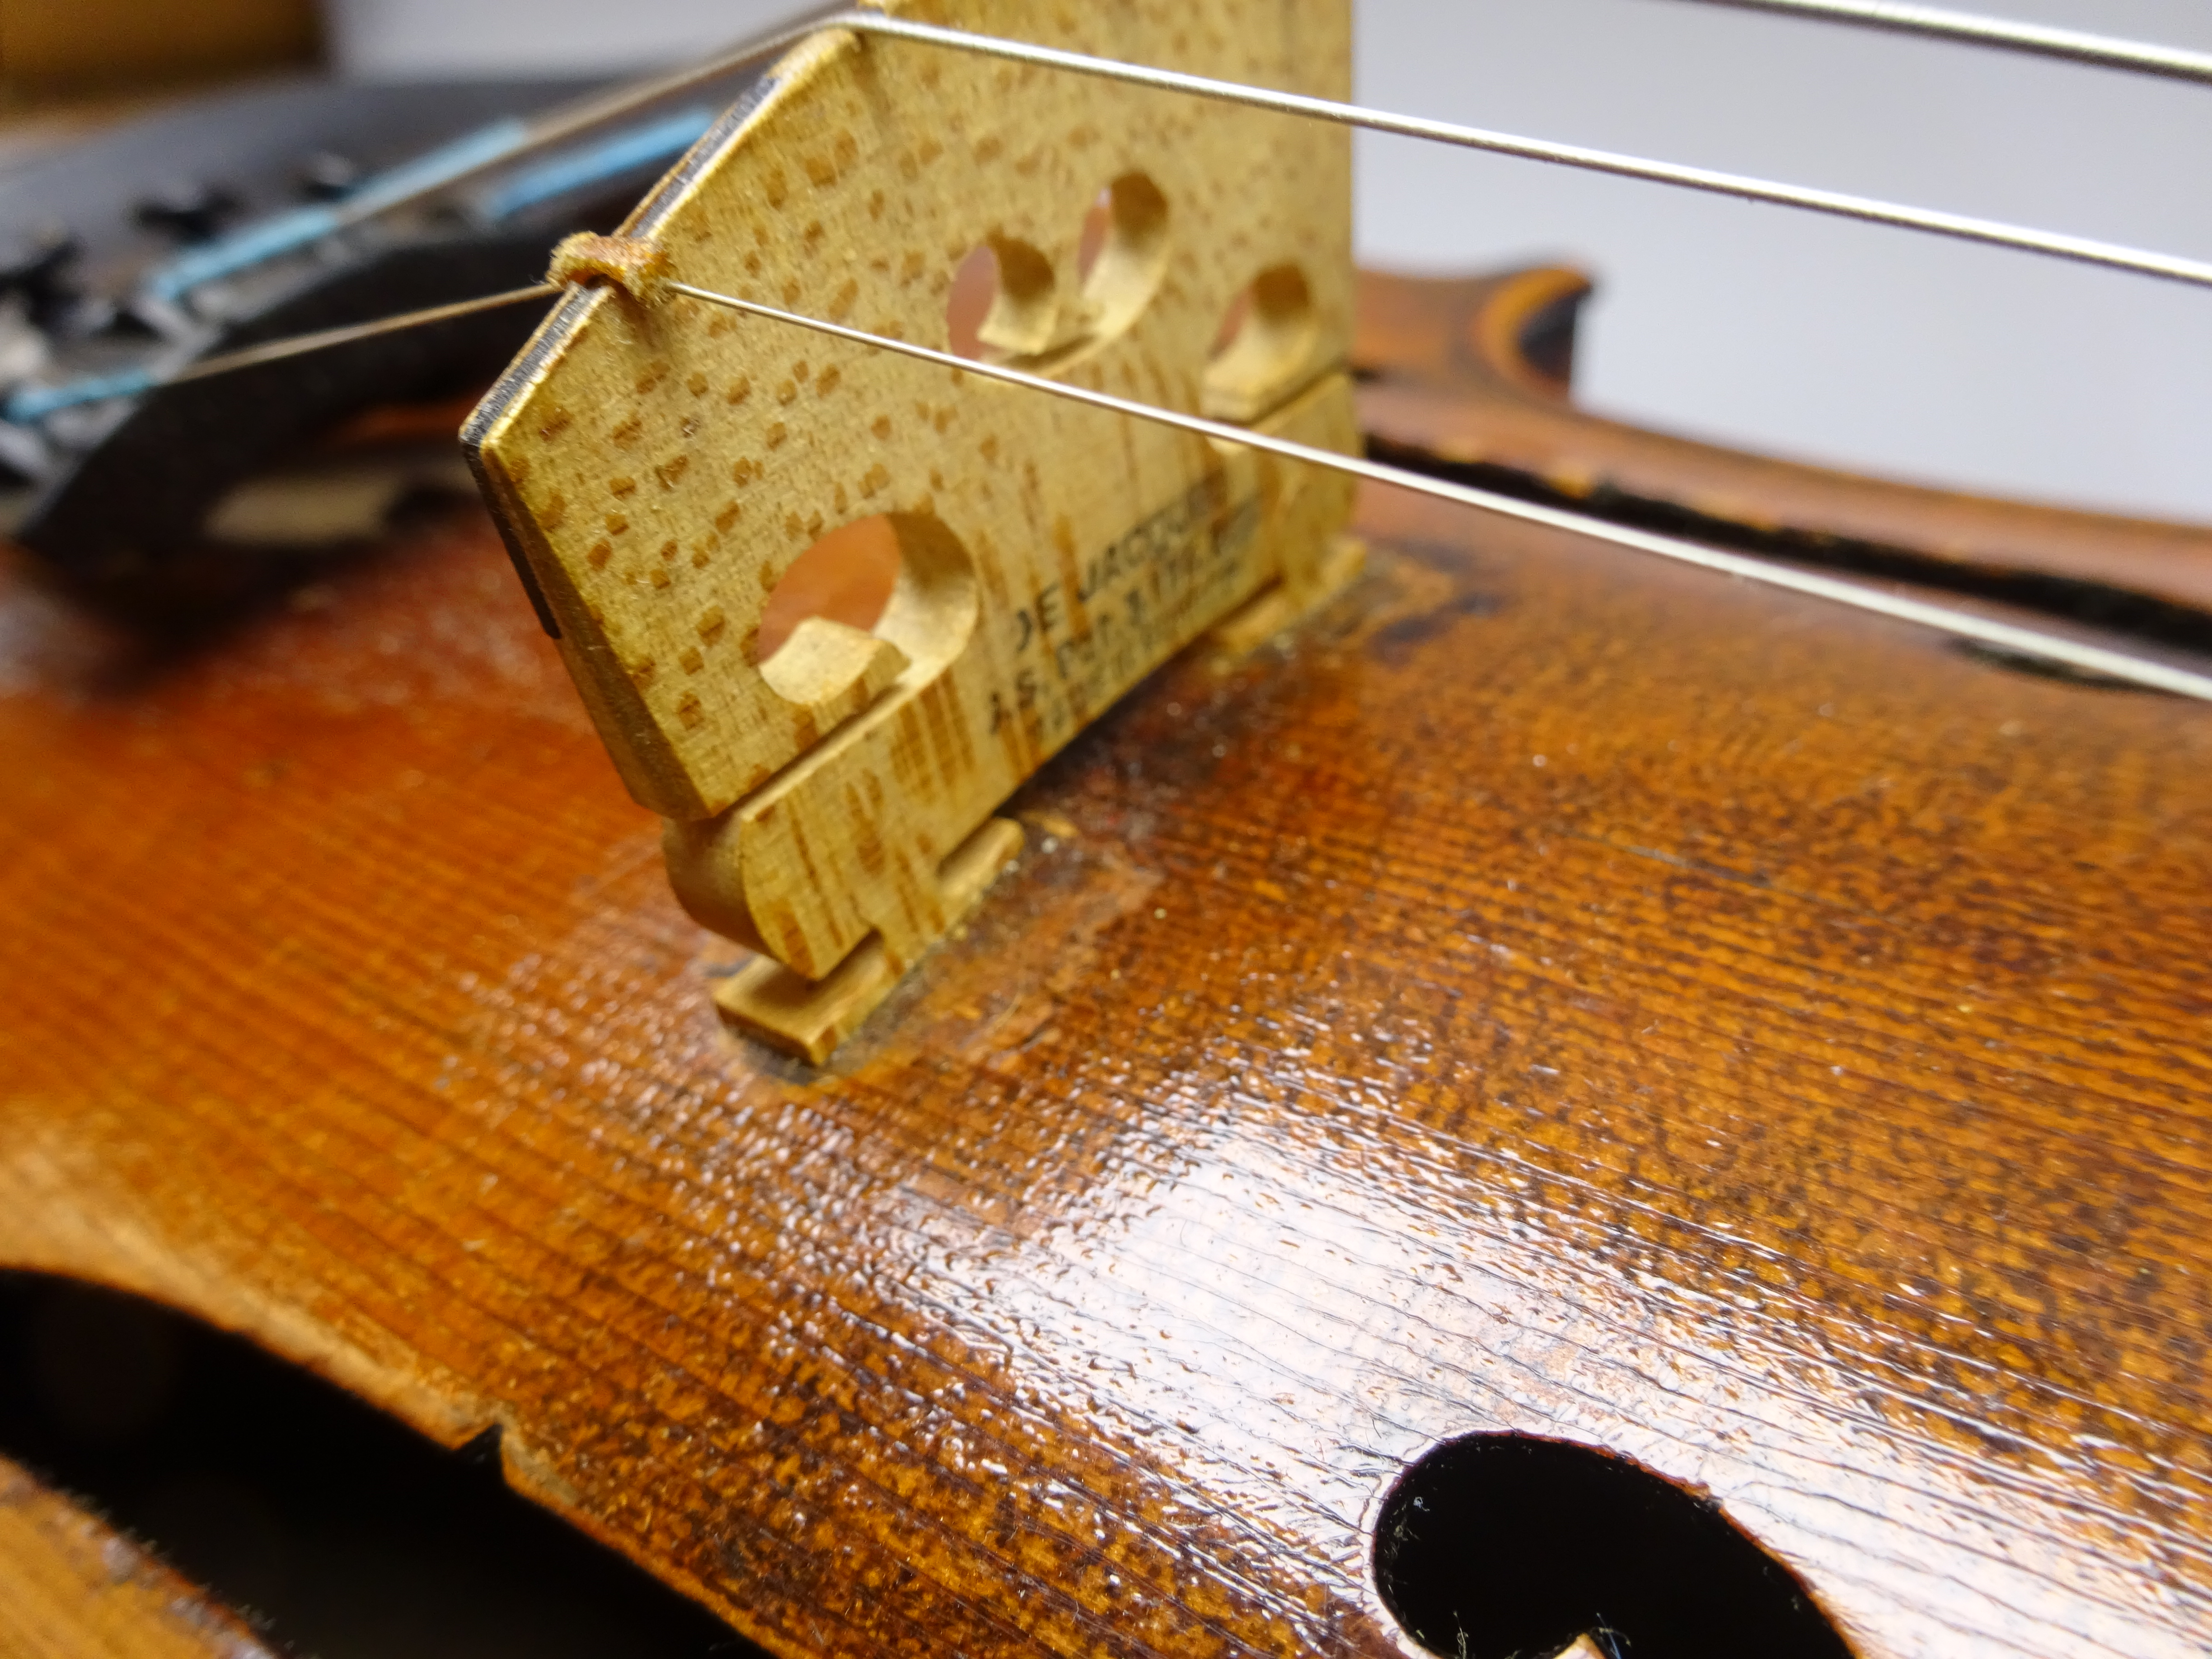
{"left": 1, "top": 454, "right": 2206, "bottom": 1659}
{"left": 0, "top": 1454, "right": 274, "bottom": 1659}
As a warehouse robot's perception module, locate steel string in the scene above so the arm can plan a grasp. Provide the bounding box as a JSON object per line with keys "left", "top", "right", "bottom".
{"left": 74, "top": 262, "right": 2212, "bottom": 702}
{"left": 138, "top": 7, "right": 2212, "bottom": 295}
{"left": 40, "top": 0, "right": 2212, "bottom": 704}
{"left": 654, "top": 276, "right": 2212, "bottom": 703}
{"left": 169, "top": 285, "right": 561, "bottom": 384}
{"left": 1664, "top": 0, "right": 2212, "bottom": 87}
{"left": 828, "top": 8, "right": 2212, "bottom": 292}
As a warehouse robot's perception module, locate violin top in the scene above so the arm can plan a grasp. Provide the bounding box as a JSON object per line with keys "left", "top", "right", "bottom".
{"left": 3, "top": 337, "right": 2209, "bottom": 1655}
{"left": 4, "top": 0, "right": 2212, "bottom": 1648}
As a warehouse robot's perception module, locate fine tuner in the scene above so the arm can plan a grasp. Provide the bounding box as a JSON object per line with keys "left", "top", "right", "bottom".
{"left": 13, "top": 0, "right": 2212, "bottom": 1063}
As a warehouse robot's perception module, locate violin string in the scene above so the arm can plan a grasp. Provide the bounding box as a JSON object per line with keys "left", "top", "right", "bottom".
{"left": 168, "top": 284, "right": 559, "bottom": 383}
{"left": 155, "top": 7, "right": 2212, "bottom": 295}
{"left": 1661, "top": 0, "right": 2212, "bottom": 87}
{"left": 654, "top": 276, "right": 2212, "bottom": 704}
{"left": 828, "top": 9, "right": 2212, "bottom": 292}
{"left": 55, "top": 5, "right": 2212, "bottom": 404}
{"left": 24, "top": 8, "right": 2212, "bottom": 413}
{"left": 89, "top": 261, "right": 2212, "bottom": 702}
{"left": 311, "top": 16, "right": 829, "bottom": 234}
{"left": 34, "top": 12, "right": 2212, "bottom": 702}
{"left": 1, "top": 282, "right": 564, "bottom": 422}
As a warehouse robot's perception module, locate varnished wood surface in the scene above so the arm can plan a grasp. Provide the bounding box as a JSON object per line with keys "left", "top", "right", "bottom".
{"left": 1, "top": 473, "right": 2208, "bottom": 1659}
{"left": 0, "top": 1453, "right": 274, "bottom": 1659}
{"left": 1354, "top": 268, "right": 2212, "bottom": 616}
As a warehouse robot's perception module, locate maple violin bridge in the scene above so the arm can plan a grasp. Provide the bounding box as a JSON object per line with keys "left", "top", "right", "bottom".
{"left": 464, "top": 0, "right": 1358, "bottom": 1060}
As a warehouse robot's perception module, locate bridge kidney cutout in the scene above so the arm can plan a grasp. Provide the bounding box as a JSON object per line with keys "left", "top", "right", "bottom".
{"left": 755, "top": 511, "right": 978, "bottom": 711}
{"left": 946, "top": 173, "right": 1171, "bottom": 372}
{"left": 1203, "top": 263, "right": 1318, "bottom": 422}
{"left": 946, "top": 234, "right": 1060, "bottom": 362}
{"left": 1373, "top": 1434, "right": 1856, "bottom": 1659}
{"left": 1071, "top": 172, "right": 1170, "bottom": 348}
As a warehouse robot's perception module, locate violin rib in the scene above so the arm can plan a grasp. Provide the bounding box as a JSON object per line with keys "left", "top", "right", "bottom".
{"left": 1356, "top": 266, "right": 2212, "bottom": 623}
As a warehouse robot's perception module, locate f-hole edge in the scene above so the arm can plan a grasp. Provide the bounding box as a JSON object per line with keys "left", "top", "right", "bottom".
{"left": 1360, "top": 1430, "right": 1860, "bottom": 1659}
{"left": 0, "top": 1268, "right": 759, "bottom": 1659}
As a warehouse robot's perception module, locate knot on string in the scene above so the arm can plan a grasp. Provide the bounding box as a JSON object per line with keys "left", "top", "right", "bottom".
{"left": 548, "top": 233, "right": 670, "bottom": 304}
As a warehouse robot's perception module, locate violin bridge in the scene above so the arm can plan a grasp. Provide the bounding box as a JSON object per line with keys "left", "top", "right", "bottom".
{"left": 464, "top": 0, "right": 1356, "bottom": 1061}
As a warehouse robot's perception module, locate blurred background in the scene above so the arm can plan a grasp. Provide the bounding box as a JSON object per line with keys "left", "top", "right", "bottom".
{"left": 1, "top": 0, "right": 2208, "bottom": 518}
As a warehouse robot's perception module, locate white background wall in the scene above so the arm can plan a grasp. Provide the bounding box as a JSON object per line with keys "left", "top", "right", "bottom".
{"left": 327, "top": 0, "right": 2212, "bottom": 521}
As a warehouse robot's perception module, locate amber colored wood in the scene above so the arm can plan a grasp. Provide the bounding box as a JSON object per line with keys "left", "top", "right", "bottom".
{"left": 0, "top": 1454, "right": 274, "bottom": 1659}
{"left": 0, "top": 0, "right": 318, "bottom": 94}
{"left": 712, "top": 813, "right": 1026, "bottom": 1062}
{"left": 1354, "top": 267, "right": 2212, "bottom": 616}
{"left": 468, "top": 0, "right": 1358, "bottom": 1050}
{"left": 3, "top": 419, "right": 2210, "bottom": 1658}
{"left": 473, "top": 0, "right": 1358, "bottom": 830}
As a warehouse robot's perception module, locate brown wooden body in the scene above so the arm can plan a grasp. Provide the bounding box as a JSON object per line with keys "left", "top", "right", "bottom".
{"left": 1354, "top": 267, "right": 2212, "bottom": 620}
{"left": 2, "top": 275, "right": 2210, "bottom": 1659}
{"left": 0, "top": 1453, "right": 274, "bottom": 1659}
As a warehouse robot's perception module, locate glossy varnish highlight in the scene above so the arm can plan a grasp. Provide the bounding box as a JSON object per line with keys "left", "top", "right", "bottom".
{"left": 0, "top": 465, "right": 2207, "bottom": 1657}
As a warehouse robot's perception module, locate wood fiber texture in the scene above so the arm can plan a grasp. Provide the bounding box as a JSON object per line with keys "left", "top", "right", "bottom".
{"left": 471, "top": 0, "right": 1357, "bottom": 992}
{"left": 0, "top": 1454, "right": 274, "bottom": 1659}
{"left": 1353, "top": 268, "right": 2212, "bottom": 615}
{"left": 1, "top": 473, "right": 2208, "bottom": 1659}
{"left": 466, "top": 0, "right": 1356, "bottom": 966}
